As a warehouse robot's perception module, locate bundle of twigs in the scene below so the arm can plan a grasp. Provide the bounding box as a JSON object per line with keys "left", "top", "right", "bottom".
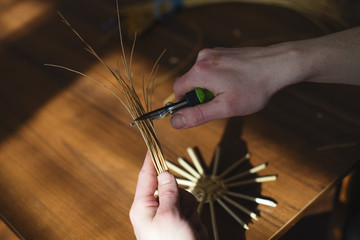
{"left": 120, "top": 0, "right": 348, "bottom": 35}
{"left": 47, "top": 1, "right": 168, "bottom": 174}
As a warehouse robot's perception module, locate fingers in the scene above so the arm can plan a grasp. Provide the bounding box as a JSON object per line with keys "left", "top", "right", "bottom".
{"left": 133, "top": 151, "right": 158, "bottom": 202}
{"left": 172, "top": 48, "right": 232, "bottom": 128}
{"left": 131, "top": 154, "right": 208, "bottom": 239}
{"left": 173, "top": 49, "right": 221, "bottom": 101}
{"left": 157, "top": 171, "right": 180, "bottom": 214}
{"left": 130, "top": 152, "right": 159, "bottom": 225}
{"left": 170, "top": 97, "right": 229, "bottom": 129}
{"left": 173, "top": 71, "right": 204, "bottom": 102}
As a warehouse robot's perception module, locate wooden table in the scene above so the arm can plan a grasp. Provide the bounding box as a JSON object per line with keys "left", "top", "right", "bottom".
{"left": 1, "top": 0, "right": 359, "bottom": 239}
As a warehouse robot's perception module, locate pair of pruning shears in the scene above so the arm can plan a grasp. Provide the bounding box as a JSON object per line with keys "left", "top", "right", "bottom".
{"left": 131, "top": 88, "right": 214, "bottom": 125}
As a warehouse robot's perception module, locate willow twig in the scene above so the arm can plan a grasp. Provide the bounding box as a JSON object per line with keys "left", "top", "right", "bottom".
{"left": 209, "top": 201, "right": 219, "bottom": 240}
{"left": 178, "top": 157, "right": 201, "bottom": 179}
{"left": 217, "top": 199, "right": 249, "bottom": 230}
{"left": 166, "top": 160, "right": 198, "bottom": 182}
{"left": 226, "top": 191, "right": 277, "bottom": 207}
{"left": 176, "top": 178, "right": 196, "bottom": 187}
{"left": 227, "top": 175, "right": 277, "bottom": 188}
{"left": 222, "top": 195, "right": 258, "bottom": 220}
{"left": 211, "top": 146, "right": 220, "bottom": 177}
{"left": 187, "top": 147, "right": 204, "bottom": 175}
{"left": 47, "top": 0, "right": 168, "bottom": 174}
{"left": 218, "top": 153, "right": 250, "bottom": 179}
{"left": 224, "top": 163, "right": 268, "bottom": 182}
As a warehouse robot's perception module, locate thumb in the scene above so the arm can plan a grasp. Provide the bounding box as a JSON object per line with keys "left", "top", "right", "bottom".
{"left": 170, "top": 100, "right": 227, "bottom": 129}
{"left": 157, "top": 171, "right": 179, "bottom": 212}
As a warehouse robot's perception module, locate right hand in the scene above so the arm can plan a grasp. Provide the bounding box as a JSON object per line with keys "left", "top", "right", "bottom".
{"left": 171, "top": 27, "right": 360, "bottom": 129}
{"left": 171, "top": 45, "right": 304, "bottom": 129}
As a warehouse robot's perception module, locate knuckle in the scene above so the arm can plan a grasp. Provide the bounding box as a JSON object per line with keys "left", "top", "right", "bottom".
{"left": 173, "top": 74, "right": 187, "bottom": 90}
{"left": 173, "top": 73, "right": 194, "bottom": 100}
{"left": 197, "top": 48, "right": 213, "bottom": 59}
{"left": 160, "top": 187, "right": 178, "bottom": 199}
{"left": 157, "top": 208, "right": 178, "bottom": 219}
{"left": 129, "top": 206, "right": 137, "bottom": 223}
{"left": 193, "top": 60, "right": 208, "bottom": 73}
{"left": 173, "top": 79, "right": 182, "bottom": 94}
{"left": 195, "top": 106, "right": 206, "bottom": 122}
{"left": 189, "top": 105, "right": 206, "bottom": 125}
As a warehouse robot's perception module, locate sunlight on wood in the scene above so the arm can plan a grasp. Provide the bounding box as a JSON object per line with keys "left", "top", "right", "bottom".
{"left": 0, "top": 0, "right": 52, "bottom": 40}
{"left": 0, "top": 219, "right": 19, "bottom": 240}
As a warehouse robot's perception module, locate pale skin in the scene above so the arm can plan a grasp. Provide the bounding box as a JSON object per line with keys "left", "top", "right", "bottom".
{"left": 129, "top": 152, "right": 208, "bottom": 240}
{"left": 130, "top": 27, "right": 360, "bottom": 239}
{"left": 171, "top": 26, "right": 360, "bottom": 129}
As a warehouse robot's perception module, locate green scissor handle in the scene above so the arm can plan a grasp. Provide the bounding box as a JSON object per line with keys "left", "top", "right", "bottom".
{"left": 186, "top": 88, "right": 215, "bottom": 106}
{"left": 132, "top": 88, "right": 215, "bottom": 123}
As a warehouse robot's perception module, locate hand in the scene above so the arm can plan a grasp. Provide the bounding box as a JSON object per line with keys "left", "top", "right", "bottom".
{"left": 171, "top": 27, "right": 360, "bottom": 129}
{"left": 130, "top": 152, "right": 208, "bottom": 240}
{"left": 171, "top": 45, "right": 302, "bottom": 129}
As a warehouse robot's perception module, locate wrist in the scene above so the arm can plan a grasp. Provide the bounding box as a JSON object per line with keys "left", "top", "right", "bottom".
{"left": 284, "top": 27, "right": 360, "bottom": 86}
{"left": 284, "top": 37, "right": 328, "bottom": 84}
{"left": 266, "top": 41, "right": 309, "bottom": 93}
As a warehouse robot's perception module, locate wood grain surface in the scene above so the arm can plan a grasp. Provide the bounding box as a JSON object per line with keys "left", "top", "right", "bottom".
{"left": 0, "top": 0, "right": 359, "bottom": 239}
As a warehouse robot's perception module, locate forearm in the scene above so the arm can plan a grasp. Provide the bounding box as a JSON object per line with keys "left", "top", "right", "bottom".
{"left": 283, "top": 26, "right": 360, "bottom": 86}
{"left": 171, "top": 27, "right": 360, "bottom": 128}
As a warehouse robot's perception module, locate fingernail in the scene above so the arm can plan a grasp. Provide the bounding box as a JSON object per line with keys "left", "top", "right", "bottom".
{"left": 170, "top": 113, "right": 186, "bottom": 129}
{"left": 158, "top": 171, "right": 174, "bottom": 185}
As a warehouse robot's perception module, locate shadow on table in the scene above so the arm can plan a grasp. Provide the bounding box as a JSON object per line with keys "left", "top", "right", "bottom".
{"left": 193, "top": 117, "right": 275, "bottom": 240}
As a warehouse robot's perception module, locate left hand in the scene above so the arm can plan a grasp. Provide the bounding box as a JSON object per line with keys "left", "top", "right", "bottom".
{"left": 129, "top": 152, "right": 208, "bottom": 240}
